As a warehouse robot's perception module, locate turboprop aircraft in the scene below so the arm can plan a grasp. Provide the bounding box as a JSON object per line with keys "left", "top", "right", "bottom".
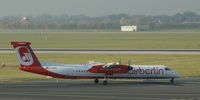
{"left": 11, "top": 41, "right": 181, "bottom": 85}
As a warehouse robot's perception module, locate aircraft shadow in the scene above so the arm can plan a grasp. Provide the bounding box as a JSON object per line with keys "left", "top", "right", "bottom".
{"left": 44, "top": 80, "right": 184, "bottom": 87}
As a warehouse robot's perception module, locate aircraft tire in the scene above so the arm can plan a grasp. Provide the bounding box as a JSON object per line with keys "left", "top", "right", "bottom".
{"left": 94, "top": 78, "right": 99, "bottom": 84}
{"left": 103, "top": 80, "right": 107, "bottom": 85}
{"left": 170, "top": 78, "right": 174, "bottom": 83}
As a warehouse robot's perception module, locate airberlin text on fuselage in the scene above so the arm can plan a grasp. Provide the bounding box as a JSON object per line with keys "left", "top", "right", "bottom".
{"left": 129, "top": 67, "right": 164, "bottom": 75}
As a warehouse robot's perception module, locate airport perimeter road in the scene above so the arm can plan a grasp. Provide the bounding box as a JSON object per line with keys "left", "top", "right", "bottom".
{"left": 1, "top": 48, "right": 200, "bottom": 54}
{"left": 0, "top": 77, "right": 200, "bottom": 100}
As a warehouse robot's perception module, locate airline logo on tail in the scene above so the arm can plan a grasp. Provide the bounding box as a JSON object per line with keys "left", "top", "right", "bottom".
{"left": 15, "top": 46, "right": 33, "bottom": 66}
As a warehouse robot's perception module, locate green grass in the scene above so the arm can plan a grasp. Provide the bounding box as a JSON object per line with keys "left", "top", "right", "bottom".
{"left": 0, "top": 30, "right": 200, "bottom": 49}
{"left": 0, "top": 53, "right": 200, "bottom": 79}
{"left": 0, "top": 29, "right": 200, "bottom": 79}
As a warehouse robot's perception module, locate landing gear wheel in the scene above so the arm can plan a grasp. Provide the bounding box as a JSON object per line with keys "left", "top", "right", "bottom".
{"left": 94, "top": 78, "right": 99, "bottom": 84}
{"left": 103, "top": 80, "right": 107, "bottom": 85}
{"left": 170, "top": 78, "right": 174, "bottom": 83}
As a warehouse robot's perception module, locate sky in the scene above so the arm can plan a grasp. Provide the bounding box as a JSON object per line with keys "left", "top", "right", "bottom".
{"left": 0, "top": 0, "right": 200, "bottom": 17}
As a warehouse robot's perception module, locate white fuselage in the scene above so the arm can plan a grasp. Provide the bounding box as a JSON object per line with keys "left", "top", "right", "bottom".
{"left": 40, "top": 61, "right": 180, "bottom": 79}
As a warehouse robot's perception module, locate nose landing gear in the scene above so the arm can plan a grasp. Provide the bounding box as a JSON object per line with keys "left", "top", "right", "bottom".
{"left": 170, "top": 78, "right": 174, "bottom": 83}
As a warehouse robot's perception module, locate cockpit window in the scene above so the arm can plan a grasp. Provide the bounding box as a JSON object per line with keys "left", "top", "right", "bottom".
{"left": 165, "top": 67, "right": 171, "bottom": 71}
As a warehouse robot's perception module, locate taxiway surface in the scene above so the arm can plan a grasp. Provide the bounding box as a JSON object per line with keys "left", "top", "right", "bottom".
{"left": 0, "top": 77, "right": 200, "bottom": 100}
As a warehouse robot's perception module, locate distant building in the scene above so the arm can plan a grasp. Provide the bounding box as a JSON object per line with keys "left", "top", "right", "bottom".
{"left": 121, "top": 25, "right": 137, "bottom": 31}
{"left": 121, "top": 25, "right": 150, "bottom": 32}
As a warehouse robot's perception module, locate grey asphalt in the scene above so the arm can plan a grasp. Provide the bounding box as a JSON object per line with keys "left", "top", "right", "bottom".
{"left": 0, "top": 77, "right": 200, "bottom": 100}
{"left": 1, "top": 48, "right": 200, "bottom": 54}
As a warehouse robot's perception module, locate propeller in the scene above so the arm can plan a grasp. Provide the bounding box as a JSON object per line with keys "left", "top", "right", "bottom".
{"left": 114, "top": 59, "right": 121, "bottom": 65}
{"left": 128, "top": 60, "right": 133, "bottom": 70}
{"left": 118, "top": 59, "right": 122, "bottom": 65}
{"left": 128, "top": 60, "right": 132, "bottom": 66}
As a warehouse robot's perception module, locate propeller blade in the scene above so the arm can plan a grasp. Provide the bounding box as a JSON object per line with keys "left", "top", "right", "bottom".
{"left": 119, "top": 59, "right": 121, "bottom": 65}
{"left": 128, "top": 60, "right": 132, "bottom": 66}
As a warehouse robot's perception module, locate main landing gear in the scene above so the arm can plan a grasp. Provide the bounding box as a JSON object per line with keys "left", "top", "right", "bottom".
{"left": 94, "top": 75, "right": 109, "bottom": 85}
{"left": 103, "top": 80, "right": 108, "bottom": 85}
{"left": 103, "top": 75, "right": 109, "bottom": 85}
{"left": 94, "top": 78, "right": 99, "bottom": 84}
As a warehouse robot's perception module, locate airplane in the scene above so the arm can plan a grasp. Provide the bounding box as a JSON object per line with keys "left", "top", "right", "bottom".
{"left": 11, "top": 41, "right": 181, "bottom": 85}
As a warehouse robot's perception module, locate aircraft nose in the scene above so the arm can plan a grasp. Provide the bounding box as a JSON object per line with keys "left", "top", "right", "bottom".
{"left": 174, "top": 71, "right": 181, "bottom": 78}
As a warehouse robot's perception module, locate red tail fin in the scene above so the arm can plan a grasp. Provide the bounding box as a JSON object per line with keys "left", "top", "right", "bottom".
{"left": 11, "top": 41, "right": 68, "bottom": 77}
{"left": 11, "top": 41, "right": 41, "bottom": 68}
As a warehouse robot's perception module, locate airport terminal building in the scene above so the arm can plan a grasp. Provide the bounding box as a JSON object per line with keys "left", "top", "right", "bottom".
{"left": 121, "top": 25, "right": 150, "bottom": 32}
